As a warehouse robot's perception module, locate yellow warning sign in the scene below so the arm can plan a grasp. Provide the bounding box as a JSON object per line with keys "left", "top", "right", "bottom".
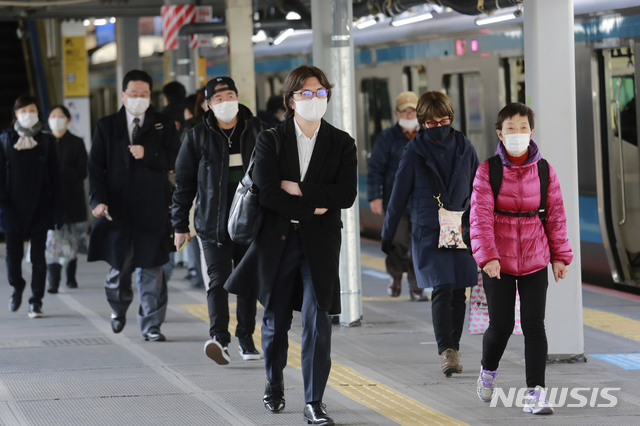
{"left": 62, "top": 36, "right": 88, "bottom": 97}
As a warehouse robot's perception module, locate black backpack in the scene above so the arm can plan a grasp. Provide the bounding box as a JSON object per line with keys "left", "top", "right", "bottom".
{"left": 461, "top": 155, "right": 549, "bottom": 254}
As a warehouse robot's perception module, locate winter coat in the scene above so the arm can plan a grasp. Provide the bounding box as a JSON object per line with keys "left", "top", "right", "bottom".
{"left": 469, "top": 140, "right": 573, "bottom": 276}
{"left": 172, "top": 105, "right": 264, "bottom": 243}
{"left": 382, "top": 128, "right": 479, "bottom": 289}
{"left": 367, "top": 123, "right": 413, "bottom": 212}
{"left": 87, "top": 107, "right": 180, "bottom": 269}
{"left": 224, "top": 118, "right": 358, "bottom": 315}
{"left": 55, "top": 131, "right": 88, "bottom": 223}
{"left": 0, "top": 128, "right": 63, "bottom": 234}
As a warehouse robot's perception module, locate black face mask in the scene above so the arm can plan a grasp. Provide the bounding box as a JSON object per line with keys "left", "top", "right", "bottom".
{"left": 424, "top": 124, "right": 451, "bottom": 142}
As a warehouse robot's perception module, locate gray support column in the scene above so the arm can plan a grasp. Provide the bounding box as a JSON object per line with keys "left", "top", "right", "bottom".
{"left": 312, "top": 0, "right": 362, "bottom": 326}
{"left": 116, "top": 17, "right": 141, "bottom": 105}
{"left": 226, "top": 0, "right": 256, "bottom": 113}
{"left": 524, "top": 0, "right": 584, "bottom": 361}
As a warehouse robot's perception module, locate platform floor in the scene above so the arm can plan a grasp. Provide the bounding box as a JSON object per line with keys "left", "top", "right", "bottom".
{"left": 0, "top": 239, "right": 639, "bottom": 425}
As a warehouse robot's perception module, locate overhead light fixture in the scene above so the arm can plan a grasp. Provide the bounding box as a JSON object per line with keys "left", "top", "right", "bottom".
{"left": 109, "top": 17, "right": 116, "bottom": 24}
{"left": 356, "top": 19, "right": 377, "bottom": 29}
{"left": 83, "top": 19, "right": 91, "bottom": 26}
{"left": 251, "top": 30, "right": 267, "bottom": 43}
{"left": 286, "top": 11, "right": 301, "bottom": 20}
{"left": 273, "top": 28, "right": 294, "bottom": 45}
{"left": 93, "top": 18, "right": 107, "bottom": 26}
{"left": 475, "top": 13, "right": 517, "bottom": 26}
{"left": 391, "top": 12, "right": 433, "bottom": 27}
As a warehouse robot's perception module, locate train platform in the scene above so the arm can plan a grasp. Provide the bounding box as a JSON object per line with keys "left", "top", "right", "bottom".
{"left": 0, "top": 238, "right": 639, "bottom": 426}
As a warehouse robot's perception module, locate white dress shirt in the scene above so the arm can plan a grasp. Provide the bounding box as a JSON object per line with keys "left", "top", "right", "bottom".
{"left": 293, "top": 118, "right": 320, "bottom": 181}
{"left": 125, "top": 109, "right": 145, "bottom": 144}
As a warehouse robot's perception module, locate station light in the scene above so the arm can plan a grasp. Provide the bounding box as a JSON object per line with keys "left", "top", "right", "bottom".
{"left": 83, "top": 19, "right": 91, "bottom": 26}
{"left": 251, "top": 30, "right": 267, "bottom": 43}
{"left": 391, "top": 12, "right": 433, "bottom": 27}
{"left": 273, "top": 28, "right": 294, "bottom": 45}
{"left": 93, "top": 18, "right": 107, "bottom": 26}
{"left": 356, "top": 19, "right": 377, "bottom": 29}
{"left": 286, "top": 11, "right": 301, "bottom": 20}
{"left": 475, "top": 13, "right": 517, "bottom": 26}
{"left": 109, "top": 17, "right": 116, "bottom": 24}
{"left": 470, "top": 39, "right": 479, "bottom": 52}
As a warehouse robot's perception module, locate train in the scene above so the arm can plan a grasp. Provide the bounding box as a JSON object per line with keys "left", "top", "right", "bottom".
{"left": 87, "top": 2, "right": 640, "bottom": 290}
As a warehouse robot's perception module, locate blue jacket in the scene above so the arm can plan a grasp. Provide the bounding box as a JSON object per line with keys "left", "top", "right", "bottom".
{"left": 367, "top": 123, "right": 412, "bottom": 211}
{"left": 382, "top": 128, "right": 480, "bottom": 289}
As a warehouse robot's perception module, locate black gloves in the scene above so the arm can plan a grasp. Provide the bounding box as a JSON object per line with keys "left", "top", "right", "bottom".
{"left": 381, "top": 239, "right": 395, "bottom": 255}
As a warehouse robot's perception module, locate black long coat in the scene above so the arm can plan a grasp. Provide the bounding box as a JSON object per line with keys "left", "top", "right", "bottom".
{"left": 224, "top": 118, "right": 358, "bottom": 315}
{"left": 87, "top": 107, "right": 180, "bottom": 269}
{"left": 55, "top": 131, "right": 88, "bottom": 223}
{"left": 0, "top": 129, "right": 63, "bottom": 234}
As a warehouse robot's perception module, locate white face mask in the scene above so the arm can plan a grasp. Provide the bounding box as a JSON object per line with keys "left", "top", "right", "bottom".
{"left": 17, "top": 112, "right": 39, "bottom": 129}
{"left": 211, "top": 100, "right": 239, "bottom": 123}
{"left": 398, "top": 117, "right": 419, "bottom": 131}
{"left": 294, "top": 97, "right": 327, "bottom": 123}
{"left": 503, "top": 132, "right": 531, "bottom": 156}
{"left": 48, "top": 117, "right": 67, "bottom": 132}
{"left": 125, "top": 96, "right": 150, "bottom": 116}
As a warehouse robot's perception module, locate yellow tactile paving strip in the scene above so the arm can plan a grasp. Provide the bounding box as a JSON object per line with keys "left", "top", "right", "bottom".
{"left": 180, "top": 303, "right": 467, "bottom": 426}
{"left": 583, "top": 307, "right": 640, "bottom": 343}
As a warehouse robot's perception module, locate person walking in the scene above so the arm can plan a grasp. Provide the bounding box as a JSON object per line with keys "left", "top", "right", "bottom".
{"left": 172, "top": 76, "right": 265, "bottom": 364}
{"left": 45, "top": 105, "right": 88, "bottom": 293}
{"left": 470, "top": 103, "right": 572, "bottom": 414}
{"left": 381, "top": 91, "right": 479, "bottom": 377}
{"left": 88, "top": 69, "right": 180, "bottom": 341}
{"left": 225, "top": 65, "right": 357, "bottom": 426}
{"left": 0, "top": 94, "right": 63, "bottom": 318}
{"left": 367, "top": 91, "right": 427, "bottom": 301}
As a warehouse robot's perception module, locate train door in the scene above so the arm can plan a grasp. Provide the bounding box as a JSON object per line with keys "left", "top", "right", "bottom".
{"left": 597, "top": 48, "right": 640, "bottom": 286}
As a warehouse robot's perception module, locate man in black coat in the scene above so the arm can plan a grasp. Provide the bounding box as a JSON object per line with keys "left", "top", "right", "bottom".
{"left": 224, "top": 65, "right": 357, "bottom": 425}
{"left": 172, "top": 76, "right": 264, "bottom": 365}
{"left": 88, "top": 70, "right": 180, "bottom": 342}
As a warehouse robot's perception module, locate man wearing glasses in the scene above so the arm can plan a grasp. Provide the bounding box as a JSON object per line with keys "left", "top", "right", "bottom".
{"left": 367, "top": 92, "right": 429, "bottom": 301}
{"left": 88, "top": 70, "right": 180, "bottom": 342}
{"left": 225, "top": 65, "right": 357, "bottom": 425}
{"left": 172, "top": 76, "right": 265, "bottom": 365}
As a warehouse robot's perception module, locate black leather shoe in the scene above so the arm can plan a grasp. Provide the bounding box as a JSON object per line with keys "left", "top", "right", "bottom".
{"left": 111, "top": 316, "right": 126, "bottom": 333}
{"left": 303, "top": 402, "right": 334, "bottom": 425}
{"left": 263, "top": 380, "right": 285, "bottom": 413}
{"left": 143, "top": 332, "right": 166, "bottom": 342}
{"left": 9, "top": 289, "right": 23, "bottom": 312}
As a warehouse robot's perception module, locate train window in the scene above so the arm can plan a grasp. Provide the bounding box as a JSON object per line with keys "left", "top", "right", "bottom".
{"left": 443, "top": 72, "right": 487, "bottom": 152}
{"left": 502, "top": 57, "right": 526, "bottom": 104}
{"left": 361, "top": 78, "right": 392, "bottom": 153}
{"left": 403, "top": 65, "right": 428, "bottom": 95}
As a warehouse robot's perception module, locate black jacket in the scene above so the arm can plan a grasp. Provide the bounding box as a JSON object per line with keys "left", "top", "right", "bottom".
{"left": 87, "top": 107, "right": 180, "bottom": 269}
{"left": 224, "top": 118, "right": 358, "bottom": 315}
{"left": 0, "top": 128, "right": 63, "bottom": 234}
{"left": 172, "top": 105, "right": 263, "bottom": 243}
{"left": 55, "top": 131, "right": 88, "bottom": 223}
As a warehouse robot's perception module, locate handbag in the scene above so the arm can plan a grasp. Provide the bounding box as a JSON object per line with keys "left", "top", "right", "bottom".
{"left": 468, "top": 269, "right": 523, "bottom": 335}
{"left": 423, "top": 162, "right": 467, "bottom": 250}
{"left": 228, "top": 128, "right": 282, "bottom": 245}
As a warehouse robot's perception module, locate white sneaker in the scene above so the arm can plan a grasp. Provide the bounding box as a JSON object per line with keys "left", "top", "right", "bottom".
{"left": 204, "top": 337, "right": 230, "bottom": 365}
{"left": 476, "top": 367, "right": 498, "bottom": 402}
{"left": 523, "top": 385, "right": 554, "bottom": 414}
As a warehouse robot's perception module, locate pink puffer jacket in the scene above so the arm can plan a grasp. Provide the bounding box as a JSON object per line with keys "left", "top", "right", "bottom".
{"left": 470, "top": 145, "right": 573, "bottom": 276}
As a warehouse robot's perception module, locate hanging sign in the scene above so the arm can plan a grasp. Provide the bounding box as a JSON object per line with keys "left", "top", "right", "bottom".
{"left": 62, "top": 35, "right": 89, "bottom": 97}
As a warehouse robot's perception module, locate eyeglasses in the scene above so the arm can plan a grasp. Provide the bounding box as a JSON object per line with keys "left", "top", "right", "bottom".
{"left": 425, "top": 117, "right": 451, "bottom": 128}
{"left": 294, "top": 89, "right": 329, "bottom": 100}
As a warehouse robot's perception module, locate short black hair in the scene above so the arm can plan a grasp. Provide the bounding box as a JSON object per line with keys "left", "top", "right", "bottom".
{"left": 163, "top": 81, "right": 186, "bottom": 105}
{"left": 266, "top": 95, "right": 284, "bottom": 114}
{"left": 49, "top": 104, "right": 71, "bottom": 120}
{"left": 495, "top": 102, "right": 535, "bottom": 130}
{"left": 122, "top": 69, "right": 153, "bottom": 92}
{"left": 184, "top": 94, "right": 197, "bottom": 115}
{"left": 12, "top": 94, "right": 41, "bottom": 125}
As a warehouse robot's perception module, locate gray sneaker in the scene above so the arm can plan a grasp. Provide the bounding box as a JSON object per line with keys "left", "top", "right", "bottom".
{"left": 476, "top": 367, "right": 498, "bottom": 402}
{"left": 523, "top": 385, "right": 554, "bottom": 414}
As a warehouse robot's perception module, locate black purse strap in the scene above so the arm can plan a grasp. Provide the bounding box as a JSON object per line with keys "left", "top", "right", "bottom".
{"left": 422, "top": 159, "right": 450, "bottom": 209}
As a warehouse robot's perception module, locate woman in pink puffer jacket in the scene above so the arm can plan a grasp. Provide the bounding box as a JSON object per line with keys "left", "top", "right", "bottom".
{"left": 470, "top": 103, "right": 572, "bottom": 415}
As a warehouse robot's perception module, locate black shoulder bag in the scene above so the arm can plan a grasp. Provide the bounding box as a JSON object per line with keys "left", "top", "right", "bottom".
{"left": 227, "top": 128, "right": 282, "bottom": 245}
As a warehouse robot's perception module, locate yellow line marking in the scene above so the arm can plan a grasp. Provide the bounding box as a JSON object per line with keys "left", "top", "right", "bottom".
{"left": 583, "top": 307, "right": 640, "bottom": 343}
{"left": 361, "top": 253, "right": 386, "bottom": 272}
{"left": 362, "top": 296, "right": 411, "bottom": 302}
{"left": 180, "top": 303, "right": 467, "bottom": 426}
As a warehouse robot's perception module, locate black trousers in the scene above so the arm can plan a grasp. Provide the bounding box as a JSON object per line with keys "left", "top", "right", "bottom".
{"left": 198, "top": 237, "right": 256, "bottom": 345}
{"left": 5, "top": 231, "right": 47, "bottom": 306}
{"left": 431, "top": 284, "right": 467, "bottom": 354}
{"left": 481, "top": 267, "right": 548, "bottom": 387}
{"left": 386, "top": 213, "right": 418, "bottom": 291}
{"left": 262, "top": 229, "right": 332, "bottom": 404}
